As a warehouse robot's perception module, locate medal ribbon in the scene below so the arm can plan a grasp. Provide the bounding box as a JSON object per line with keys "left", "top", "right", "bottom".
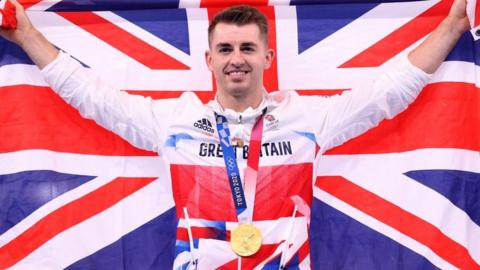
{"left": 215, "top": 108, "right": 266, "bottom": 224}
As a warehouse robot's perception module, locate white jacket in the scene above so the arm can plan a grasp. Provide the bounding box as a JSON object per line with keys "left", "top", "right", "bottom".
{"left": 42, "top": 52, "right": 430, "bottom": 269}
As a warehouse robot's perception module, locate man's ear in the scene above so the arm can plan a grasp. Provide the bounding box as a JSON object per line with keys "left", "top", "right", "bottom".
{"left": 205, "top": 50, "right": 213, "bottom": 72}
{"left": 264, "top": 48, "right": 275, "bottom": 70}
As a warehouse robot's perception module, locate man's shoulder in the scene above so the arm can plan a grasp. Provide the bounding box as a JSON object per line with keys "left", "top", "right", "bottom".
{"left": 154, "top": 91, "right": 207, "bottom": 107}
{"left": 266, "top": 89, "right": 333, "bottom": 106}
{"left": 148, "top": 91, "right": 210, "bottom": 118}
{"left": 265, "top": 90, "right": 298, "bottom": 104}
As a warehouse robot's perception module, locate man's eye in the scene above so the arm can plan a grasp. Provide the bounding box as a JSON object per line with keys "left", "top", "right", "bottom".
{"left": 242, "top": 47, "right": 254, "bottom": 52}
{"left": 219, "top": 47, "right": 232, "bottom": 53}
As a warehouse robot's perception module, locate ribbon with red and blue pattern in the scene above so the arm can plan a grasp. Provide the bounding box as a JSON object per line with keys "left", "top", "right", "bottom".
{"left": 215, "top": 108, "right": 266, "bottom": 224}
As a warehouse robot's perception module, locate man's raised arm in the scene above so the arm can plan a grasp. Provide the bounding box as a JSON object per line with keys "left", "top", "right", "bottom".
{"left": 0, "top": 0, "right": 58, "bottom": 69}
{"left": 408, "top": 0, "right": 470, "bottom": 74}
{"left": 0, "top": 0, "right": 183, "bottom": 153}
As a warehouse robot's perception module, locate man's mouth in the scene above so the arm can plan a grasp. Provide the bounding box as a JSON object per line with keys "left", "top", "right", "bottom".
{"left": 225, "top": 70, "right": 250, "bottom": 81}
{"left": 225, "top": 70, "right": 249, "bottom": 75}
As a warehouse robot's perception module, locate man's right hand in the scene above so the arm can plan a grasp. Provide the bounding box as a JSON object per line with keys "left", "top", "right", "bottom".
{"left": 0, "top": 0, "right": 59, "bottom": 69}
{"left": 0, "top": 0, "right": 35, "bottom": 47}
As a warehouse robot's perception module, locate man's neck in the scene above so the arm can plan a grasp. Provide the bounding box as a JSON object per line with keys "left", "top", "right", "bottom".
{"left": 217, "top": 91, "right": 264, "bottom": 113}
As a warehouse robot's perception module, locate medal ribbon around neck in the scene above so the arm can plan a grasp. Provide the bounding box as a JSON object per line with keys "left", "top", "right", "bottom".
{"left": 214, "top": 108, "right": 266, "bottom": 224}
{"left": 215, "top": 109, "right": 266, "bottom": 257}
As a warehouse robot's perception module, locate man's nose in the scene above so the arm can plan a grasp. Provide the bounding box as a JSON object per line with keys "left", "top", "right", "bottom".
{"left": 229, "top": 49, "right": 245, "bottom": 66}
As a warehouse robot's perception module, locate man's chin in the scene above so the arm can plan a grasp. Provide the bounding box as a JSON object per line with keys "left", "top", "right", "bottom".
{"left": 224, "top": 83, "right": 250, "bottom": 96}
{"left": 229, "top": 88, "right": 248, "bottom": 97}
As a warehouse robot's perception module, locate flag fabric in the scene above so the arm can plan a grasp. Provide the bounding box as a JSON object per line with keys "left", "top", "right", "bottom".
{"left": 0, "top": 0, "right": 17, "bottom": 29}
{"left": 0, "top": 0, "right": 479, "bottom": 269}
{"left": 467, "top": 0, "right": 480, "bottom": 39}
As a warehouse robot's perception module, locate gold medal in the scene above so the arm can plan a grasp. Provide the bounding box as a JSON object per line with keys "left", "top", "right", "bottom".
{"left": 236, "top": 139, "right": 244, "bottom": 147}
{"left": 230, "top": 224, "right": 262, "bottom": 257}
{"left": 233, "top": 138, "right": 244, "bottom": 147}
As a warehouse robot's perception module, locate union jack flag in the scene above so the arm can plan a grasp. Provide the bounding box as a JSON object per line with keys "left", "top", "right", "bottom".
{"left": 0, "top": 0, "right": 479, "bottom": 269}
{"left": 467, "top": 0, "right": 480, "bottom": 39}
{"left": 0, "top": 0, "right": 17, "bottom": 29}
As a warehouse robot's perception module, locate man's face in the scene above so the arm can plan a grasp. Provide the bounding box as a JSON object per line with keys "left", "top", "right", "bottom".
{"left": 205, "top": 23, "right": 274, "bottom": 99}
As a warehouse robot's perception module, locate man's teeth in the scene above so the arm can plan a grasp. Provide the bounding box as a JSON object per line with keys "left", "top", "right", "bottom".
{"left": 228, "top": 71, "right": 247, "bottom": 75}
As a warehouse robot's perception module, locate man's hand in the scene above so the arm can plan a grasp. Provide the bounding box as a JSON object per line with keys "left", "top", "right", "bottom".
{"left": 408, "top": 0, "right": 469, "bottom": 74}
{"left": 448, "top": 0, "right": 470, "bottom": 34}
{"left": 0, "top": 0, "right": 35, "bottom": 46}
{"left": 0, "top": 0, "right": 58, "bottom": 69}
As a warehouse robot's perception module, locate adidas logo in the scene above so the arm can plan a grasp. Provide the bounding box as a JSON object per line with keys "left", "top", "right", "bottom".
{"left": 193, "top": 118, "right": 215, "bottom": 133}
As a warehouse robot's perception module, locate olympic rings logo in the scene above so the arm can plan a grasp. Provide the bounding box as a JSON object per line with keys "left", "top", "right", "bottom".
{"left": 227, "top": 157, "right": 235, "bottom": 169}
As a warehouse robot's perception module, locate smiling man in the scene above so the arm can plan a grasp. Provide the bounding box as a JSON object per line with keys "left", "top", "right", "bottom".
{"left": 0, "top": 1, "right": 470, "bottom": 269}
{"left": 206, "top": 13, "right": 274, "bottom": 112}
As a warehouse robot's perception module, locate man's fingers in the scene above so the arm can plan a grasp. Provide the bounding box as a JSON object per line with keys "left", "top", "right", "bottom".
{"left": 8, "top": 0, "right": 22, "bottom": 9}
{"left": 7, "top": 0, "right": 25, "bottom": 18}
{"left": 10, "top": 0, "right": 25, "bottom": 14}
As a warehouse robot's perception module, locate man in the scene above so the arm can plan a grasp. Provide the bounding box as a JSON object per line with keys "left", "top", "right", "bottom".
{"left": 0, "top": 0, "right": 470, "bottom": 269}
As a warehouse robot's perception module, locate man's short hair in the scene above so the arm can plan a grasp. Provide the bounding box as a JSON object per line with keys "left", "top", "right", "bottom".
{"left": 208, "top": 5, "right": 269, "bottom": 46}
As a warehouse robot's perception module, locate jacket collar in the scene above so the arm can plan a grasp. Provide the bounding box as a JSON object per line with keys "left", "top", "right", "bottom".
{"left": 207, "top": 89, "right": 279, "bottom": 122}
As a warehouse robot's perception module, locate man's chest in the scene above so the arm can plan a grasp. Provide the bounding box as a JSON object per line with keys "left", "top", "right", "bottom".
{"left": 163, "top": 115, "right": 318, "bottom": 221}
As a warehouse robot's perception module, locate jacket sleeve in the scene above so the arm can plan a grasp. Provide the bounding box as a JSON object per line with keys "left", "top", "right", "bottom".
{"left": 298, "top": 56, "right": 432, "bottom": 153}
{"left": 41, "top": 51, "right": 185, "bottom": 153}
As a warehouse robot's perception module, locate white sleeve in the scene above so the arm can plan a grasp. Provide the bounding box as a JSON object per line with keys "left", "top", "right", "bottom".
{"left": 41, "top": 51, "right": 187, "bottom": 153}
{"left": 299, "top": 56, "right": 432, "bottom": 152}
